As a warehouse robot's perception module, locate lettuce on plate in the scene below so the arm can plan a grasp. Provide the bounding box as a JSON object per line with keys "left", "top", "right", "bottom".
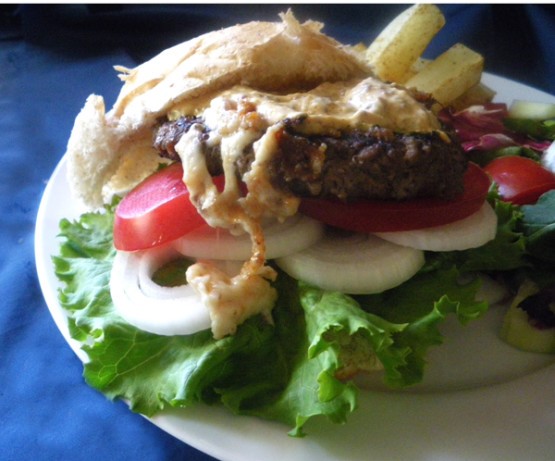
{"left": 54, "top": 201, "right": 520, "bottom": 436}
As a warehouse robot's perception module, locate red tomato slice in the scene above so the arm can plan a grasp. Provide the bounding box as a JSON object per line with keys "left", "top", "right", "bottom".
{"left": 483, "top": 156, "right": 555, "bottom": 205}
{"left": 298, "top": 163, "right": 491, "bottom": 233}
{"left": 114, "top": 163, "right": 210, "bottom": 251}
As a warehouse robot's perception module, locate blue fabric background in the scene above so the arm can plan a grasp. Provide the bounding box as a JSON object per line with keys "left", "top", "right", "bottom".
{"left": 1, "top": 5, "right": 554, "bottom": 461}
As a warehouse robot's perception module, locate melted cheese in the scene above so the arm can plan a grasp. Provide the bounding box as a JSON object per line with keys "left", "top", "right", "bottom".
{"left": 173, "top": 77, "right": 441, "bottom": 339}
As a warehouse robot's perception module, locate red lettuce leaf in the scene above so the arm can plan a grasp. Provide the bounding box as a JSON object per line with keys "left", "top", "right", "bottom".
{"left": 439, "top": 103, "right": 551, "bottom": 153}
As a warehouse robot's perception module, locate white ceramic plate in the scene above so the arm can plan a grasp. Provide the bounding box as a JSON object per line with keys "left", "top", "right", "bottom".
{"left": 36, "top": 74, "right": 555, "bottom": 461}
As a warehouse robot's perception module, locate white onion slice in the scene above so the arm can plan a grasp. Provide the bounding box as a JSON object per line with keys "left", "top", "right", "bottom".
{"left": 110, "top": 247, "right": 211, "bottom": 336}
{"left": 374, "top": 202, "right": 497, "bottom": 252}
{"left": 276, "top": 231, "right": 425, "bottom": 294}
{"left": 173, "top": 214, "right": 324, "bottom": 260}
{"left": 137, "top": 245, "right": 193, "bottom": 300}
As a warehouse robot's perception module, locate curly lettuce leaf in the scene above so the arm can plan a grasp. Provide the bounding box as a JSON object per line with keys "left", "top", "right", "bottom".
{"left": 245, "top": 274, "right": 486, "bottom": 436}
{"left": 54, "top": 206, "right": 117, "bottom": 342}
{"left": 53, "top": 203, "right": 490, "bottom": 436}
{"left": 356, "top": 266, "right": 487, "bottom": 385}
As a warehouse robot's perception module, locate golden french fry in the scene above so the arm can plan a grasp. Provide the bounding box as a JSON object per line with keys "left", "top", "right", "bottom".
{"left": 450, "top": 83, "right": 496, "bottom": 111}
{"left": 402, "top": 57, "right": 431, "bottom": 81}
{"left": 404, "top": 43, "right": 484, "bottom": 106}
{"left": 366, "top": 4, "right": 445, "bottom": 83}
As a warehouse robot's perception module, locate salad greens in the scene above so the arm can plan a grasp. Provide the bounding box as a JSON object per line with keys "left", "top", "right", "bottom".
{"left": 54, "top": 194, "right": 525, "bottom": 436}
{"left": 504, "top": 118, "right": 555, "bottom": 142}
{"left": 438, "top": 103, "right": 552, "bottom": 156}
{"left": 520, "top": 190, "right": 555, "bottom": 264}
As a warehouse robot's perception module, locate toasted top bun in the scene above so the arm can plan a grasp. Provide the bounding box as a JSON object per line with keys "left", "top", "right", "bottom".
{"left": 66, "top": 11, "right": 371, "bottom": 208}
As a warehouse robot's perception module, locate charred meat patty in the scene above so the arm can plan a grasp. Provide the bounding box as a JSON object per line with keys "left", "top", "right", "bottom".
{"left": 154, "top": 116, "right": 467, "bottom": 201}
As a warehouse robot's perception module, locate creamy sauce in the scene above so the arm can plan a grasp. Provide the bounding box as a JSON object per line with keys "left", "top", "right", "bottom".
{"left": 186, "top": 262, "right": 276, "bottom": 339}
{"left": 176, "top": 123, "right": 279, "bottom": 339}
{"left": 173, "top": 77, "right": 441, "bottom": 338}
{"left": 171, "top": 76, "right": 440, "bottom": 133}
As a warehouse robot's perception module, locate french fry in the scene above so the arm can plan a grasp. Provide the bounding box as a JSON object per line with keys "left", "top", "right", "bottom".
{"left": 450, "top": 83, "right": 496, "bottom": 111}
{"left": 404, "top": 43, "right": 484, "bottom": 106}
{"left": 365, "top": 4, "right": 445, "bottom": 84}
{"left": 402, "top": 57, "right": 430, "bottom": 81}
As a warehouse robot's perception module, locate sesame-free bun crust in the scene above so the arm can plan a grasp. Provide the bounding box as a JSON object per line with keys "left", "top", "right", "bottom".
{"left": 66, "top": 11, "right": 370, "bottom": 208}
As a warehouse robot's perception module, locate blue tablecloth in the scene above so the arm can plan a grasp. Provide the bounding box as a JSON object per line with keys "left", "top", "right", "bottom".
{"left": 2, "top": 5, "right": 554, "bottom": 460}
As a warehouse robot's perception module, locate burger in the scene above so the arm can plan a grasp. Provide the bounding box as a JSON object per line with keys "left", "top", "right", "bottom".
{"left": 56, "top": 12, "right": 531, "bottom": 436}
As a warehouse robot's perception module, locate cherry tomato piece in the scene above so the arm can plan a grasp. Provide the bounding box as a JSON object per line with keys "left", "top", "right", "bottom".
{"left": 483, "top": 156, "right": 555, "bottom": 205}
{"left": 299, "top": 163, "right": 491, "bottom": 233}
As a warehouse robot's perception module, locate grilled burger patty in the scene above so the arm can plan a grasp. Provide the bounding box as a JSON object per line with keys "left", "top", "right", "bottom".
{"left": 154, "top": 115, "right": 467, "bottom": 202}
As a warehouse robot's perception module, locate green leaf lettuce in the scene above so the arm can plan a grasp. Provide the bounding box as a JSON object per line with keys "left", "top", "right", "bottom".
{"left": 53, "top": 202, "right": 503, "bottom": 436}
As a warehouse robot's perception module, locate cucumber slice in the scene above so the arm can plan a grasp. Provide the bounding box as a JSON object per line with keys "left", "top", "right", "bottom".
{"left": 500, "top": 279, "right": 555, "bottom": 353}
{"left": 275, "top": 231, "right": 425, "bottom": 294}
{"left": 508, "top": 100, "right": 555, "bottom": 120}
{"left": 500, "top": 305, "right": 555, "bottom": 353}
